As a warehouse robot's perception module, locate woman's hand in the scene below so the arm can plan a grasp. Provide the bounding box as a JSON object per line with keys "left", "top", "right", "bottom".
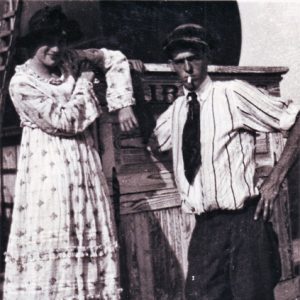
{"left": 81, "top": 71, "right": 95, "bottom": 82}
{"left": 118, "top": 106, "right": 138, "bottom": 132}
{"left": 79, "top": 59, "right": 95, "bottom": 81}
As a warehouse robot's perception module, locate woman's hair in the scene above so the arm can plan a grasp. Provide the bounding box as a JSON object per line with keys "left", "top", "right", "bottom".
{"left": 18, "top": 5, "right": 82, "bottom": 51}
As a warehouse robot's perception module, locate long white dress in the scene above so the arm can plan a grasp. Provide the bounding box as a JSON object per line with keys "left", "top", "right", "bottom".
{"left": 3, "top": 49, "right": 135, "bottom": 300}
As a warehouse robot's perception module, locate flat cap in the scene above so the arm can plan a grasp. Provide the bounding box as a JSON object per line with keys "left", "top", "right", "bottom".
{"left": 163, "top": 23, "right": 210, "bottom": 58}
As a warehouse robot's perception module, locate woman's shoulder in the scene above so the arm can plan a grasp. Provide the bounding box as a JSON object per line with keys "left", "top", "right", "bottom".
{"left": 11, "top": 60, "right": 35, "bottom": 82}
{"left": 10, "top": 67, "right": 32, "bottom": 88}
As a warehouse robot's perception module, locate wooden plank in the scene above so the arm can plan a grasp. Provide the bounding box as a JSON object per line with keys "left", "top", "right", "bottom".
{"left": 269, "top": 133, "right": 294, "bottom": 280}
{"left": 0, "top": 30, "right": 11, "bottom": 38}
{"left": 0, "top": 47, "right": 9, "bottom": 54}
{"left": 255, "top": 132, "right": 270, "bottom": 154}
{"left": 134, "top": 213, "right": 155, "bottom": 300}
{"left": 16, "top": 145, "right": 20, "bottom": 163}
{"left": 3, "top": 173, "right": 15, "bottom": 204}
{"left": 2, "top": 173, "right": 15, "bottom": 221}
{"left": 118, "top": 170, "right": 175, "bottom": 196}
{"left": 272, "top": 189, "right": 294, "bottom": 280}
{"left": 98, "top": 118, "right": 116, "bottom": 179}
{"left": 150, "top": 208, "right": 185, "bottom": 299}
{"left": 167, "top": 208, "right": 185, "bottom": 299}
{"left": 0, "top": 150, "right": 2, "bottom": 218}
{"left": 144, "top": 63, "right": 289, "bottom": 75}
{"left": 293, "top": 239, "right": 300, "bottom": 265}
{"left": 2, "top": 145, "right": 17, "bottom": 169}
{"left": 275, "top": 276, "right": 300, "bottom": 300}
{"left": 1, "top": 10, "right": 16, "bottom": 19}
{"left": 119, "top": 215, "right": 141, "bottom": 299}
{"left": 148, "top": 210, "right": 166, "bottom": 299}
{"left": 120, "top": 190, "right": 180, "bottom": 215}
{"left": 152, "top": 210, "right": 170, "bottom": 299}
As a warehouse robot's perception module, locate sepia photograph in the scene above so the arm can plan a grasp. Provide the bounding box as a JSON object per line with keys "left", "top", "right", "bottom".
{"left": 0, "top": 0, "right": 299, "bottom": 299}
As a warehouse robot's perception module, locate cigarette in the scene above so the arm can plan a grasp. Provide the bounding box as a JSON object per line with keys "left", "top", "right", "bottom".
{"left": 187, "top": 76, "right": 192, "bottom": 84}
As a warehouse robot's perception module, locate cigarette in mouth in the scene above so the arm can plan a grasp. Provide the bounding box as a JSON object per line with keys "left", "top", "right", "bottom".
{"left": 187, "top": 76, "right": 192, "bottom": 84}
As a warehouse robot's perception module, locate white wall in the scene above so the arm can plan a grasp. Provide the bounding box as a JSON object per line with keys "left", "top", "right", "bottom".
{"left": 238, "top": 1, "right": 300, "bottom": 103}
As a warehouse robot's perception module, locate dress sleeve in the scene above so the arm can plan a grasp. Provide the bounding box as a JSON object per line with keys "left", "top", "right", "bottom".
{"left": 9, "top": 74, "right": 100, "bottom": 136}
{"left": 101, "top": 48, "right": 135, "bottom": 112}
{"left": 229, "top": 80, "right": 300, "bottom": 132}
{"left": 152, "top": 104, "right": 173, "bottom": 152}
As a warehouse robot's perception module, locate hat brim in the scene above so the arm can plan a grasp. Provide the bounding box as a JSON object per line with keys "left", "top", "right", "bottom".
{"left": 163, "top": 37, "right": 209, "bottom": 58}
{"left": 17, "top": 20, "right": 83, "bottom": 48}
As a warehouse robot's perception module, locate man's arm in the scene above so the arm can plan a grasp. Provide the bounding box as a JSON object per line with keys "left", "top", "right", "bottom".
{"left": 254, "top": 113, "right": 300, "bottom": 221}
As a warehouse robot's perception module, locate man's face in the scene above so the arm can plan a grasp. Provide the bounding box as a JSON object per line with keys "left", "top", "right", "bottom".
{"left": 171, "top": 48, "right": 208, "bottom": 91}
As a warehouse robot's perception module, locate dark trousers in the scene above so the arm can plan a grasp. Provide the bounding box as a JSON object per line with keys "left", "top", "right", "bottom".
{"left": 185, "top": 201, "right": 281, "bottom": 300}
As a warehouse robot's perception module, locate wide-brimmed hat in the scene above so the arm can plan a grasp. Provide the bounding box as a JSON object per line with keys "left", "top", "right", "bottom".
{"left": 18, "top": 5, "right": 83, "bottom": 48}
{"left": 163, "top": 23, "right": 211, "bottom": 58}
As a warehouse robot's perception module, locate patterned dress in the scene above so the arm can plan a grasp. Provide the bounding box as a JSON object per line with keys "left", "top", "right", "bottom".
{"left": 3, "top": 49, "right": 135, "bottom": 300}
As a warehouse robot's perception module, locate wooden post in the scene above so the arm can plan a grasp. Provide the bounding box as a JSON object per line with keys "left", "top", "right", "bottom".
{"left": 0, "top": 0, "right": 22, "bottom": 276}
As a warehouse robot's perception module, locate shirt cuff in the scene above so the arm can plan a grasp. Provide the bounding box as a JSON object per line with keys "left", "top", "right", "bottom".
{"left": 107, "top": 94, "right": 136, "bottom": 112}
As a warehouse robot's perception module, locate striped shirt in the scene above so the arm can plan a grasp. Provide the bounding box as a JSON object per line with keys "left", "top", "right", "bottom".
{"left": 153, "top": 76, "right": 299, "bottom": 214}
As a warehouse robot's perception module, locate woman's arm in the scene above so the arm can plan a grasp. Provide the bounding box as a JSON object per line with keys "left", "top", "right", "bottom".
{"left": 74, "top": 48, "right": 138, "bottom": 131}
{"left": 9, "top": 71, "right": 99, "bottom": 136}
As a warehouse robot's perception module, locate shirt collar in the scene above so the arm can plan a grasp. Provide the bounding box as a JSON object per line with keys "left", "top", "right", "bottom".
{"left": 183, "top": 75, "right": 212, "bottom": 103}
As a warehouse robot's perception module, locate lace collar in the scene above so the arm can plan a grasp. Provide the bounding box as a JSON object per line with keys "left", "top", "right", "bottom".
{"left": 15, "top": 59, "right": 67, "bottom": 84}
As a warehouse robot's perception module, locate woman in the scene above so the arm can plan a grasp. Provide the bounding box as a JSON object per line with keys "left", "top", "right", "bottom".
{"left": 3, "top": 5, "right": 137, "bottom": 300}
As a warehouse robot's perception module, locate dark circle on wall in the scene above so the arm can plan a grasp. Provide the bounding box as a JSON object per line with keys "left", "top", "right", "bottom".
{"left": 98, "top": 1, "right": 241, "bottom": 65}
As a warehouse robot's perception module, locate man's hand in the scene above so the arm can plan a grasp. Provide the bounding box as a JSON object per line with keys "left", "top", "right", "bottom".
{"left": 118, "top": 106, "right": 138, "bottom": 132}
{"left": 254, "top": 175, "right": 281, "bottom": 221}
{"left": 129, "top": 60, "right": 145, "bottom": 73}
{"left": 146, "top": 134, "right": 160, "bottom": 155}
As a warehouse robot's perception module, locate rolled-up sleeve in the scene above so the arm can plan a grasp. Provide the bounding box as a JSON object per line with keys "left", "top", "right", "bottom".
{"left": 230, "top": 79, "right": 300, "bottom": 132}
{"left": 152, "top": 104, "right": 173, "bottom": 152}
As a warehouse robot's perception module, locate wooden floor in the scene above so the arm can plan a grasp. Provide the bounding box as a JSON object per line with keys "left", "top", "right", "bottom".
{"left": 275, "top": 276, "right": 300, "bottom": 300}
{"left": 0, "top": 273, "right": 299, "bottom": 300}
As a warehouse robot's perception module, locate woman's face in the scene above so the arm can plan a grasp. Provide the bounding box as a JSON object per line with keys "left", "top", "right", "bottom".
{"left": 33, "top": 35, "right": 66, "bottom": 68}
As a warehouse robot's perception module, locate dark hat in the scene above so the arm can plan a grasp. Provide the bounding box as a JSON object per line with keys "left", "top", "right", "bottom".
{"left": 163, "top": 23, "right": 211, "bottom": 58}
{"left": 18, "top": 5, "right": 83, "bottom": 48}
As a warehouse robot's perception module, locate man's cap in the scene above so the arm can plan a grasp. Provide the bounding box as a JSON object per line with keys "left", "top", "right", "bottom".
{"left": 163, "top": 23, "right": 211, "bottom": 58}
{"left": 18, "top": 5, "right": 83, "bottom": 48}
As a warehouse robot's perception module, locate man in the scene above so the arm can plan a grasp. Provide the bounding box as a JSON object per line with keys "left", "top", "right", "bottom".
{"left": 150, "top": 23, "right": 300, "bottom": 299}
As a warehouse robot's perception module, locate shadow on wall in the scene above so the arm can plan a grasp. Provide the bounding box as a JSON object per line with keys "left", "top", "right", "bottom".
{"left": 97, "top": 1, "right": 242, "bottom": 64}
{"left": 17, "top": 1, "right": 242, "bottom": 65}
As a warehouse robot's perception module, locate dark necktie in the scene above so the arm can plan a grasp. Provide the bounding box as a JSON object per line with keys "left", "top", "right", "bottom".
{"left": 182, "top": 92, "right": 201, "bottom": 184}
